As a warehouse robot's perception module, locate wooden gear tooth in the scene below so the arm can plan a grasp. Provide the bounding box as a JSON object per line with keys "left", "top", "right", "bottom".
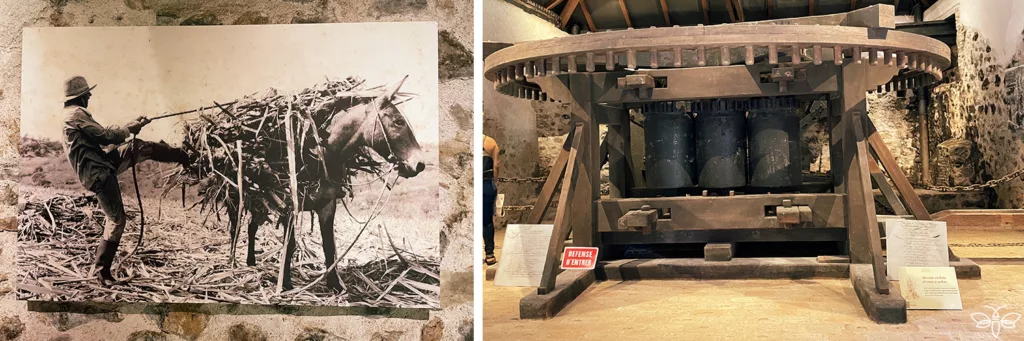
{"left": 746, "top": 45, "right": 755, "bottom": 65}
{"left": 869, "top": 49, "right": 879, "bottom": 65}
{"left": 627, "top": 49, "right": 637, "bottom": 69}
{"left": 538, "top": 59, "right": 546, "bottom": 76}
{"left": 721, "top": 46, "right": 730, "bottom": 66}
{"left": 515, "top": 64, "right": 524, "bottom": 81}
{"left": 586, "top": 53, "right": 596, "bottom": 72}
{"left": 568, "top": 54, "right": 577, "bottom": 73}
{"left": 525, "top": 61, "right": 534, "bottom": 79}
{"left": 853, "top": 46, "right": 862, "bottom": 64}
{"left": 650, "top": 49, "right": 659, "bottom": 69}
{"left": 813, "top": 45, "right": 822, "bottom": 65}
{"left": 897, "top": 52, "right": 907, "bottom": 68}
{"left": 552, "top": 56, "right": 561, "bottom": 75}
{"left": 673, "top": 47, "right": 682, "bottom": 67}
{"left": 606, "top": 51, "right": 616, "bottom": 71}
{"left": 884, "top": 50, "right": 893, "bottom": 67}
{"left": 768, "top": 44, "right": 778, "bottom": 64}
{"left": 697, "top": 46, "right": 706, "bottom": 66}
{"left": 833, "top": 45, "right": 843, "bottom": 65}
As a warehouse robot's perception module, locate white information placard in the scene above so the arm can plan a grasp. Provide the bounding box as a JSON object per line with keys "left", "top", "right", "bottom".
{"left": 885, "top": 220, "right": 949, "bottom": 280}
{"left": 899, "top": 267, "right": 963, "bottom": 310}
{"left": 493, "top": 224, "right": 554, "bottom": 287}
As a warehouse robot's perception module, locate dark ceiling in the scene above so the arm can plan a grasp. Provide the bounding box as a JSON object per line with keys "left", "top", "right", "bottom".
{"left": 532, "top": 0, "right": 933, "bottom": 32}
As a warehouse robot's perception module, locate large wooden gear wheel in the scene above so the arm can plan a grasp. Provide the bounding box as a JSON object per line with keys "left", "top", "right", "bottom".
{"left": 485, "top": 24, "right": 950, "bottom": 102}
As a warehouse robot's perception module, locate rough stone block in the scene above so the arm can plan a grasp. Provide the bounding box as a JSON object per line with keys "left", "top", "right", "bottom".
{"left": 704, "top": 243, "right": 734, "bottom": 261}
{"left": 850, "top": 264, "right": 907, "bottom": 324}
{"left": 519, "top": 269, "right": 595, "bottom": 319}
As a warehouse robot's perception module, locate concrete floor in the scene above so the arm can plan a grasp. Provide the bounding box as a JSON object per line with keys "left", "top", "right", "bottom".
{"left": 483, "top": 229, "right": 1024, "bottom": 340}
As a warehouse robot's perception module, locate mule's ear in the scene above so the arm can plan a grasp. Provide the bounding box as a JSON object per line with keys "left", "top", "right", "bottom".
{"left": 388, "top": 75, "right": 410, "bottom": 99}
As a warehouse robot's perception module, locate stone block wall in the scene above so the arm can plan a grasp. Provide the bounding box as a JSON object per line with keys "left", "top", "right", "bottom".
{"left": 0, "top": 0, "right": 474, "bottom": 340}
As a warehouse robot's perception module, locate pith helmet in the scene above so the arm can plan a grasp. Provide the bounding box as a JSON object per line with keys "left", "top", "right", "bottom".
{"left": 63, "top": 76, "right": 96, "bottom": 101}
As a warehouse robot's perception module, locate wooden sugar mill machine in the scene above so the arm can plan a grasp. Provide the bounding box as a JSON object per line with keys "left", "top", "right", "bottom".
{"left": 484, "top": 4, "right": 980, "bottom": 323}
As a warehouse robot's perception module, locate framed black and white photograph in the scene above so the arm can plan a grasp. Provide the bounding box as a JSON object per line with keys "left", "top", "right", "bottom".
{"left": 17, "top": 23, "right": 440, "bottom": 308}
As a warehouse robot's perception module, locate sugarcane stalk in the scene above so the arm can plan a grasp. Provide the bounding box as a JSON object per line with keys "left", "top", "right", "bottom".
{"left": 277, "top": 99, "right": 300, "bottom": 294}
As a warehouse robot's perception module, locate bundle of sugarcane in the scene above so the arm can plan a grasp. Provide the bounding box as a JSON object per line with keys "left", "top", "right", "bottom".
{"left": 163, "top": 76, "right": 390, "bottom": 220}
{"left": 17, "top": 194, "right": 440, "bottom": 307}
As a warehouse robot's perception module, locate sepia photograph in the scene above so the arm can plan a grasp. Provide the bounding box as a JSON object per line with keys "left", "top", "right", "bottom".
{"left": 17, "top": 23, "right": 440, "bottom": 308}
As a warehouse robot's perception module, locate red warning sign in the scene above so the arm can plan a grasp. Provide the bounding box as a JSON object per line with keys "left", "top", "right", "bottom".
{"left": 560, "top": 247, "right": 599, "bottom": 270}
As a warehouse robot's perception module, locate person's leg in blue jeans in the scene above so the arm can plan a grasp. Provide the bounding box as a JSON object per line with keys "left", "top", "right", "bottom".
{"left": 483, "top": 179, "right": 497, "bottom": 264}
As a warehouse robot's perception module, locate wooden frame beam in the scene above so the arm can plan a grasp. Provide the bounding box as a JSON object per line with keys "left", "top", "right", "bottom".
{"left": 617, "top": 0, "right": 633, "bottom": 28}
{"left": 810, "top": 0, "right": 816, "bottom": 15}
{"left": 732, "top": 0, "right": 745, "bottom": 22}
{"left": 547, "top": 0, "right": 565, "bottom": 10}
{"left": 580, "top": 0, "right": 598, "bottom": 32}
{"left": 559, "top": 0, "right": 582, "bottom": 29}
{"left": 725, "top": 0, "right": 737, "bottom": 22}
{"left": 700, "top": 0, "right": 711, "bottom": 25}
{"left": 528, "top": 128, "right": 577, "bottom": 224}
{"left": 659, "top": 0, "right": 672, "bottom": 26}
{"left": 767, "top": 0, "right": 774, "bottom": 18}
{"left": 538, "top": 124, "right": 584, "bottom": 294}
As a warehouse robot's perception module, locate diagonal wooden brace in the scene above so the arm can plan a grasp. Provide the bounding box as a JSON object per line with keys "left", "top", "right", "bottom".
{"left": 539, "top": 124, "right": 584, "bottom": 294}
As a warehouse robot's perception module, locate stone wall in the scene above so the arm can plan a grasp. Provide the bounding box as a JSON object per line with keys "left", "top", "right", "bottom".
{"left": 812, "top": 5, "right": 1024, "bottom": 209}
{"left": 482, "top": 0, "right": 567, "bottom": 228}
{"left": 0, "top": 0, "right": 474, "bottom": 340}
{"left": 930, "top": 18, "right": 1024, "bottom": 208}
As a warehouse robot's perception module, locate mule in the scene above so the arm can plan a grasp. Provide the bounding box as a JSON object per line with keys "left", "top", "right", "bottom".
{"left": 225, "top": 76, "right": 426, "bottom": 292}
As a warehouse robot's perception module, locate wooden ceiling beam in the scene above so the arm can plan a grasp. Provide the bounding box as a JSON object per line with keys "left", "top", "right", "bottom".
{"left": 767, "top": 0, "right": 774, "bottom": 18}
{"left": 850, "top": 0, "right": 857, "bottom": 11}
{"left": 733, "top": 0, "right": 744, "bottom": 22}
{"left": 580, "top": 0, "right": 598, "bottom": 32}
{"left": 725, "top": 0, "right": 737, "bottom": 22}
{"left": 660, "top": 0, "right": 672, "bottom": 26}
{"left": 547, "top": 0, "right": 565, "bottom": 10}
{"left": 809, "top": 0, "right": 815, "bottom": 15}
{"left": 558, "top": 0, "right": 581, "bottom": 29}
{"left": 617, "top": 0, "right": 633, "bottom": 28}
{"left": 700, "top": 0, "right": 710, "bottom": 25}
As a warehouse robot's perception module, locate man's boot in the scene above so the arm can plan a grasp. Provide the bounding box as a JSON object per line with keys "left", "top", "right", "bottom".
{"left": 95, "top": 239, "right": 119, "bottom": 286}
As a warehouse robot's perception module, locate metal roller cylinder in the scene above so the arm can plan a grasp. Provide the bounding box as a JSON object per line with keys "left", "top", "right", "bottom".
{"left": 748, "top": 97, "right": 803, "bottom": 189}
{"left": 643, "top": 102, "right": 696, "bottom": 189}
{"left": 695, "top": 100, "right": 747, "bottom": 189}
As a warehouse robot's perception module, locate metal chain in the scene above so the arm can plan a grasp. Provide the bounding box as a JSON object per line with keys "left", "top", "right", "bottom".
{"left": 495, "top": 177, "right": 547, "bottom": 183}
{"left": 924, "top": 168, "right": 1024, "bottom": 192}
{"left": 501, "top": 205, "right": 534, "bottom": 211}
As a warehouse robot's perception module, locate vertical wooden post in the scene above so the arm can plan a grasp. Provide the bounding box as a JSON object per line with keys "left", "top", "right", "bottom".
{"left": 568, "top": 74, "right": 598, "bottom": 250}
{"left": 838, "top": 62, "right": 888, "bottom": 294}
{"left": 539, "top": 124, "right": 584, "bottom": 294}
{"left": 918, "top": 86, "right": 930, "bottom": 186}
{"left": 278, "top": 100, "right": 300, "bottom": 294}
{"left": 828, "top": 95, "right": 845, "bottom": 193}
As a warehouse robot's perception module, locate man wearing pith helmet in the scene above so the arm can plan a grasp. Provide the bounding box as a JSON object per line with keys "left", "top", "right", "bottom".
{"left": 61, "top": 75, "right": 190, "bottom": 286}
